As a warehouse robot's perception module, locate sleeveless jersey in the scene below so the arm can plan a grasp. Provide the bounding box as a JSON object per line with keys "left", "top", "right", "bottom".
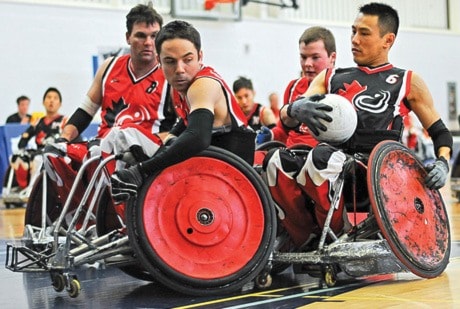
{"left": 172, "top": 66, "right": 248, "bottom": 129}
{"left": 246, "top": 104, "right": 265, "bottom": 131}
{"left": 325, "top": 64, "right": 412, "bottom": 131}
{"left": 98, "top": 55, "right": 176, "bottom": 138}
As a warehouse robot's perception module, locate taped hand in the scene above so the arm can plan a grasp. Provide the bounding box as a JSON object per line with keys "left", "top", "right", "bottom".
{"left": 287, "top": 94, "right": 332, "bottom": 136}
{"left": 256, "top": 126, "right": 273, "bottom": 146}
{"left": 425, "top": 157, "right": 449, "bottom": 190}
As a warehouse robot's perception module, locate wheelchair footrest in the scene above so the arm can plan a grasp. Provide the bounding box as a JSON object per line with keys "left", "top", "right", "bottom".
{"left": 5, "top": 242, "right": 54, "bottom": 273}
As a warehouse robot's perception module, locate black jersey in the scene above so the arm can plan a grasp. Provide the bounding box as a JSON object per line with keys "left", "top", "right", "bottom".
{"left": 246, "top": 104, "right": 265, "bottom": 131}
{"left": 18, "top": 115, "right": 65, "bottom": 149}
{"left": 326, "top": 64, "right": 412, "bottom": 131}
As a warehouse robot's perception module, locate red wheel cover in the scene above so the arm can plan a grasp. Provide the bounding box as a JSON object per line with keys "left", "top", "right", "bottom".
{"left": 368, "top": 141, "right": 450, "bottom": 277}
{"left": 141, "top": 157, "right": 265, "bottom": 279}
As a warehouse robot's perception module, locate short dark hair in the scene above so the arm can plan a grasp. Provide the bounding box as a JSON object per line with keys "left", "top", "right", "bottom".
{"left": 155, "top": 20, "right": 201, "bottom": 56}
{"left": 233, "top": 76, "right": 254, "bottom": 93}
{"left": 126, "top": 2, "right": 163, "bottom": 35}
{"left": 16, "top": 95, "right": 30, "bottom": 105}
{"left": 359, "top": 2, "right": 399, "bottom": 37}
{"left": 299, "top": 26, "right": 336, "bottom": 56}
{"left": 43, "top": 87, "right": 62, "bottom": 103}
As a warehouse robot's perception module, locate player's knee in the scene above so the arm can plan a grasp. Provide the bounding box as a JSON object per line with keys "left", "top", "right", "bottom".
{"left": 263, "top": 148, "right": 303, "bottom": 174}
{"left": 311, "top": 143, "right": 340, "bottom": 170}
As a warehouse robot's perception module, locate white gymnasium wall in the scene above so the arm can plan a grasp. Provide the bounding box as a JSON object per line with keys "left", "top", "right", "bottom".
{"left": 1, "top": 1, "right": 460, "bottom": 130}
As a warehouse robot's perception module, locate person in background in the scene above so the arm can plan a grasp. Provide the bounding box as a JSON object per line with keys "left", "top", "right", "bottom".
{"left": 263, "top": 2, "right": 452, "bottom": 250}
{"left": 6, "top": 95, "right": 31, "bottom": 124}
{"left": 18, "top": 87, "right": 66, "bottom": 150}
{"left": 233, "top": 76, "right": 277, "bottom": 132}
{"left": 256, "top": 27, "right": 337, "bottom": 147}
{"left": 7, "top": 87, "right": 66, "bottom": 201}
{"left": 110, "top": 20, "right": 255, "bottom": 202}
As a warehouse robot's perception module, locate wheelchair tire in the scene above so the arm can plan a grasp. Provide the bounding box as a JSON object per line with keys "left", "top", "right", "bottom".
{"left": 127, "top": 146, "right": 276, "bottom": 295}
{"left": 255, "top": 140, "right": 286, "bottom": 151}
{"left": 24, "top": 173, "right": 61, "bottom": 227}
{"left": 368, "top": 141, "right": 450, "bottom": 278}
{"left": 96, "top": 189, "right": 155, "bottom": 282}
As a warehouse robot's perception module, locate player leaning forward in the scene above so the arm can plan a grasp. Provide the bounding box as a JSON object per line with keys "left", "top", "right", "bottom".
{"left": 110, "top": 20, "right": 255, "bottom": 201}
{"left": 262, "top": 2, "right": 452, "bottom": 250}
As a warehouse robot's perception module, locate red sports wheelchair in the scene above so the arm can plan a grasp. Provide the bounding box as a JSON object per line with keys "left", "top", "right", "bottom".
{"left": 5, "top": 140, "right": 450, "bottom": 297}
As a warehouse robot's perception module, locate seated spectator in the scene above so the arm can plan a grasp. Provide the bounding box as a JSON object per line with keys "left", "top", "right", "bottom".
{"left": 6, "top": 95, "right": 31, "bottom": 124}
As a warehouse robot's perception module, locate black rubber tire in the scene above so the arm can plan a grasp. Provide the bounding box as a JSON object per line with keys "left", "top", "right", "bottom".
{"left": 127, "top": 146, "right": 276, "bottom": 296}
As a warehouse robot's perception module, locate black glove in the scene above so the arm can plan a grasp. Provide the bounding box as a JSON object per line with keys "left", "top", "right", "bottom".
{"left": 43, "top": 137, "right": 69, "bottom": 156}
{"left": 424, "top": 157, "right": 449, "bottom": 190}
{"left": 286, "top": 94, "right": 332, "bottom": 136}
{"left": 110, "top": 164, "right": 145, "bottom": 203}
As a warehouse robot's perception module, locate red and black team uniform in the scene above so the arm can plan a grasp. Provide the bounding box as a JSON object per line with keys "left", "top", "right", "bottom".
{"left": 264, "top": 64, "right": 412, "bottom": 248}
{"left": 98, "top": 55, "right": 177, "bottom": 161}
{"left": 245, "top": 103, "right": 266, "bottom": 132}
{"left": 280, "top": 77, "right": 319, "bottom": 147}
{"left": 42, "top": 55, "right": 177, "bottom": 226}
{"left": 18, "top": 115, "right": 66, "bottom": 149}
{"left": 269, "top": 76, "right": 319, "bottom": 147}
{"left": 171, "top": 66, "right": 255, "bottom": 165}
{"left": 99, "top": 54, "right": 176, "bottom": 139}
{"left": 12, "top": 115, "right": 67, "bottom": 190}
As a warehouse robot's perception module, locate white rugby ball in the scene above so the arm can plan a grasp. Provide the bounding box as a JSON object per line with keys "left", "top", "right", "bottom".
{"left": 311, "top": 94, "right": 357, "bottom": 145}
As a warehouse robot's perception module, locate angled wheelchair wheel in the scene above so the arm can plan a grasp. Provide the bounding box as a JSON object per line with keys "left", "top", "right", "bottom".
{"left": 367, "top": 141, "right": 450, "bottom": 278}
{"left": 96, "top": 189, "right": 155, "bottom": 282}
{"left": 255, "top": 140, "right": 286, "bottom": 151}
{"left": 24, "top": 173, "right": 61, "bottom": 227}
{"left": 127, "top": 146, "right": 276, "bottom": 295}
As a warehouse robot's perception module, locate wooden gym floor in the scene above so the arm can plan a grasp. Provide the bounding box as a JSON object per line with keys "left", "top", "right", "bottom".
{"left": 0, "top": 184, "right": 459, "bottom": 308}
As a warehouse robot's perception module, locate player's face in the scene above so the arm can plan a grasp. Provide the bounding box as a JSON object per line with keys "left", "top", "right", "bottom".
{"left": 43, "top": 91, "right": 61, "bottom": 114}
{"left": 234, "top": 88, "right": 255, "bottom": 114}
{"left": 351, "top": 14, "right": 393, "bottom": 66}
{"left": 127, "top": 22, "right": 161, "bottom": 65}
{"left": 159, "top": 38, "right": 203, "bottom": 94}
{"left": 299, "top": 40, "right": 336, "bottom": 81}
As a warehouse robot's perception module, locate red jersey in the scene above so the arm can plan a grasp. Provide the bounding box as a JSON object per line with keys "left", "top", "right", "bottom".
{"left": 280, "top": 77, "right": 319, "bottom": 147}
{"left": 172, "top": 66, "right": 248, "bottom": 128}
{"left": 98, "top": 55, "right": 176, "bottom": 138}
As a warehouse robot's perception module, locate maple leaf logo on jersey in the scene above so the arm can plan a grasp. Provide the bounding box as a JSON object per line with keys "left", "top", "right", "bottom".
{"left": 338, "top": 80, "right": 367, "bottom": 103}
{"left": 104, "top": 98, "right": 128, "bottom": 128}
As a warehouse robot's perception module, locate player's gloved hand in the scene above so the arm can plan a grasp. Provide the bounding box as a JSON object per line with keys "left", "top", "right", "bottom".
{"left": 43, "top": 137, "right": 69, "bottom": 157}
{"left": 424, "top": 157, "right": 449, "bottom": 190}
{"left": 256, "top": 126, "right": 273, "bottom": 146}
{"left": 111, "top": 164, "right": 145, "bottom": 203}
{"left": 286, "top": 94, "right": 332, "bottom": 136}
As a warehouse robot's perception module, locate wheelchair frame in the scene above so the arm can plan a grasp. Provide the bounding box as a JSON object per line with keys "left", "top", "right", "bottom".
{"left": 5, "top": 142, "right": 451, "bottom": 297}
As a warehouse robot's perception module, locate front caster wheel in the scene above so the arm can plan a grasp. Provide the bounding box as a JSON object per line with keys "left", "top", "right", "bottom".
{"left": 68, "top": 278, "right": 81, "bottom": 298}
{"left": 255, "top": 273, "right": 272, "bottom": 289}
{"left": 51, "top": 273, "right": 65, "bottom": 292}
{"left": 323, "top": 265, "right": 337, "bottom": 287}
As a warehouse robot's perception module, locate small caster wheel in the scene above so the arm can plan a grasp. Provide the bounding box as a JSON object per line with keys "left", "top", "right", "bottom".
{"left": 255, "top": 273, "right": 272, "bottom": 289}
{"left": 52, "top": 274, "right": 65, "bottom": 292}
{"left": 68, "top": 279, "right": 81, "bottom": 298}
{"left": 323, "top": 266, "right": 337, "bottom": 287}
